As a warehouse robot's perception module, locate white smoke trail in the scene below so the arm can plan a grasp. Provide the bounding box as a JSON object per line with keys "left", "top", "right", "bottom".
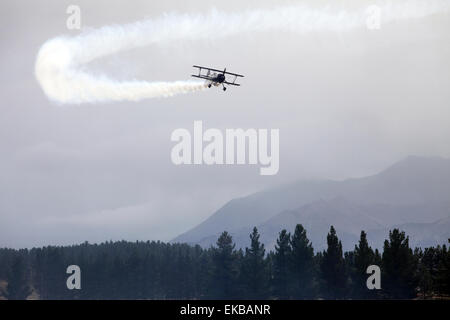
{"left": 35, "top": 1, "right": 449, "bottom": 104}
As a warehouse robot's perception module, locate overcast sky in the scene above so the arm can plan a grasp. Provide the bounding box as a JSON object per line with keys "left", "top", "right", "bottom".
{"left": 0, "top": 0, "right": 449, "bottom": 248}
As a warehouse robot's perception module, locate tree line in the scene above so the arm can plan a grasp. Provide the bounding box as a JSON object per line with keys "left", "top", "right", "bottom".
{"left": 0, "top": 225, "right": 449, "bottom": 299}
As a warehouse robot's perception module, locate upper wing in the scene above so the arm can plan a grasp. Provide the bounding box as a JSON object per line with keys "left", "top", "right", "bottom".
{"left": 193, "top": 65, "right": 223, "bottom": 73}
{"left": 193, "top": 65, "right": 244, "bottom": 78}
{"left": 223, "top": 71, "right": 244, "bottom": 78}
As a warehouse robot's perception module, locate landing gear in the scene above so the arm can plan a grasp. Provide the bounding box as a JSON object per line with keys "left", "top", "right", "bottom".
{"left": 222, "top": 85, "right": 227, "bottom": 91}
{"left": 208, "top": 84, "right": 212, "bottom": 88}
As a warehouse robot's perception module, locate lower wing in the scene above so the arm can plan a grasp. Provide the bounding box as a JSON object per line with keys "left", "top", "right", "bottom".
{"left": 224, "top": 81, "right": 241, "bottom": 86}
{"left": 191, "top": 75, "right": 215, "bottom": 81}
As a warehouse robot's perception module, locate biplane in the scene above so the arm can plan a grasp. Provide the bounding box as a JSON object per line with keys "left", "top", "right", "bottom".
{"left": 192, "top": 65, "right": 244, "bottom": 91}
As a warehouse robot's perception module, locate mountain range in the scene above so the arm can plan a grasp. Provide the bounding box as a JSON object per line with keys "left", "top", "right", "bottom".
{"left": 173, "top": 156, "right": 450, "bottom": 251}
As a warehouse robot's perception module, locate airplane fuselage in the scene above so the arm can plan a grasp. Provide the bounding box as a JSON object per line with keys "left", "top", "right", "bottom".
{"left": 207, "top": 73, "right": 226, "bottom": 88}
{"left": 211, "top": 73, "right": 225, "bottom": 84}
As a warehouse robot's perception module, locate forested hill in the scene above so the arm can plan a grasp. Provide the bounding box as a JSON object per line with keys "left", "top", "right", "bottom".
{"left": 0, "top": 225, "right": 449, "bottom": 300}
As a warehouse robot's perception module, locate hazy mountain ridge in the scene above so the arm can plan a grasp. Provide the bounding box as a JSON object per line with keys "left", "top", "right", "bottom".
{"left": 173, "top": 156, "right": 450, "bottom": 251}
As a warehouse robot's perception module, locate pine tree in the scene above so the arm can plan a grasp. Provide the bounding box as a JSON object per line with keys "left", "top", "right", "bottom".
{"left": 374, "top": 248, "right": 382, "bottom": 265}
{"left": 382, "top": 229, "right": 417, "bottom": 299}
{"left": 272, "top": 229, "right": 291, "bottom": 299}
{"left": 210, "top": 231, "right": 238, "bottom": 299}
{"left": 321, "top": 226, "right": 347, "bottom": 299}
{"left": 289, "top": 224, "right": 315, "bottom": 299}
{"left": 352, "top": 231, "right": 377, "bottom": 298}
{"left": 240, "top": 227, "right": 269, "bottom": 299}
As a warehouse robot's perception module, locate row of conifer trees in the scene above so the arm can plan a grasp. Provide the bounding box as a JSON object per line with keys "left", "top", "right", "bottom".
{"left": 0, "top": 225, "right": 448, "bottom": 299}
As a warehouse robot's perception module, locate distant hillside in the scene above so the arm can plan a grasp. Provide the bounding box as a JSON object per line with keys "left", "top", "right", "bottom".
{"left": 368, "top": 216, "right": 450, "bottom": 250}
{"left": 192, "top": 199, "right": 450, "bottom": 252}
{"left": 173, "top": 156, "right": 450, "bottom": 251}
